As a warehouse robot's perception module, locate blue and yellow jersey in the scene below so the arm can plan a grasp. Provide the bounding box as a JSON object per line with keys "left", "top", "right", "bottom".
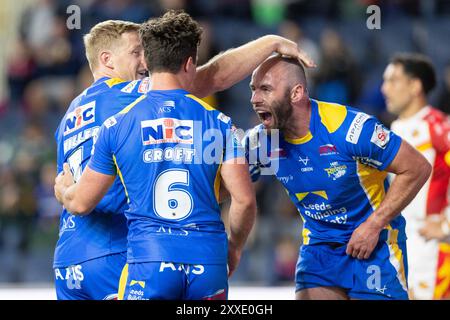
{"left": 88, "top": 89, "right": 242, "bottom": 265}
{"left": 54, "top": 76, "right": 151, "bottom": 268}
{"left": 245, "top": 99, "right": 406, "bottom": 245}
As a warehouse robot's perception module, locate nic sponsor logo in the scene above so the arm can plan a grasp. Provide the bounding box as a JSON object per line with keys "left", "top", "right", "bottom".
{"left": 64, "top": 101, "right": 95, "bottom": 136}
{"left": 141, "top": 118, "right": 193, "bottom": 145}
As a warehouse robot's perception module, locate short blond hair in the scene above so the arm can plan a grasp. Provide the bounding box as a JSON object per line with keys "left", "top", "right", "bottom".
{"left": 83, "top": 20, "right": 140, "bottom": 71}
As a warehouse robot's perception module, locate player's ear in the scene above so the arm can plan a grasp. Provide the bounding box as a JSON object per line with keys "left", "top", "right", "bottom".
{"left": 290, "top": 84, "right": 304, "bottom": 103}
{"left": 411, "top": 78, "right": 423, "bottom": 97}
{"left": 100, "top": 51, "right": 114, "bottom": 69}
{"left": 183, "top": 56, "right": 195, "bottom": 73}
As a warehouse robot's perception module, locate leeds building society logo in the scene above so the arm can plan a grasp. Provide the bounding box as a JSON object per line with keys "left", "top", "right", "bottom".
{"left": 371, "top": 124, "right": 390, "bottom": 149}
{"left": 324, "top": 161, "right": 347, "bottom": 180}
{"left": 295, "top": 190, "right": 348, "bottom": 224}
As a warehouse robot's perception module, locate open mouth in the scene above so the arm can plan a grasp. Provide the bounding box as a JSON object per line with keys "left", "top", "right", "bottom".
{"left": 137, "top": 70, "right": 148, "bottom": 79}
{"left": 257, "top": 111, "right": 273, "bottom": 127}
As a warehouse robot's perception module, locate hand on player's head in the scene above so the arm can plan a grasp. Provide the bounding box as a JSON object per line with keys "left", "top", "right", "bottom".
{"left": 275, "top": 37, "right": 316, "bottom": 68}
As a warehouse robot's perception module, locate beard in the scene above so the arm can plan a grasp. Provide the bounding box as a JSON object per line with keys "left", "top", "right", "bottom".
{"left": 270, "top": 89, "right": 293, "bottom": 130}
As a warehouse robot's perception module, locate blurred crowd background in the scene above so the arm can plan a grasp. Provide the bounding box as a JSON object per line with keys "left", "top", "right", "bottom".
{"left": 0, "top": 0, "right": 450, "bottom": 286}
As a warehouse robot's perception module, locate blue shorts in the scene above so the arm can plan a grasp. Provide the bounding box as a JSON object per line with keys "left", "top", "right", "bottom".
{"left": 295, "top": 241, "right": 409, "bottom": 300}
{"left": 118, "top": 262, "right": 228, "bottom": 300}
{"left": 54, "top": 252, "right": 127, "bottom": 300}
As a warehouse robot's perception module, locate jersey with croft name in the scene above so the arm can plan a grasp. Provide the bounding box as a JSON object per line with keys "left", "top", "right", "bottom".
{"left": 245, "top": 99, "right": 406, "bottom": 245}
{"left": 88, "top": 89, "right": 242, "bottom": 265}
{"left": 54, "top": 76, "right": 151, "bottom": 268}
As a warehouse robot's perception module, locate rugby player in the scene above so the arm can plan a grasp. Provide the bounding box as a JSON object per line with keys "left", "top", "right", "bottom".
{"left": 244, "top": 55, "right": 431, "bottom": 300}
{"left": 382, "top": 53, "right": 450, "bottom": 299}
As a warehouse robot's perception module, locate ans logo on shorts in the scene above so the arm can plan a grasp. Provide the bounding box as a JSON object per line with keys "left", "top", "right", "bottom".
{"left": 64, "top": 102, "right": 96, "bottom": 136}
{"left": 371, "top": 124, "right": 390, "bottom": 149}
{"left": 141, "top": 118, "right": 194, "bottom": 145}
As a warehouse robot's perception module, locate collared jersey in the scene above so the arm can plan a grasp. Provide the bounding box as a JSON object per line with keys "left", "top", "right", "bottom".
{"left": 88, "top": 89, "right": 242, "bottom": 265}
{"left": 54, "top": 77, "right": 151, "bottom": 267}
{"left": 245, "top": 99, "right": 406, "bottom": 245}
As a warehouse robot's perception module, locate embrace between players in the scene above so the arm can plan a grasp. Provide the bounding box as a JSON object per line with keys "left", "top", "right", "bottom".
{"left": 54, "top": 10, "right": 434, "bottom": 300}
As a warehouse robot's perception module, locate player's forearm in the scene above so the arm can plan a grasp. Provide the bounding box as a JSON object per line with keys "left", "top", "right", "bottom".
{"left": 367, "top": 162, "right": 431, "bottom": 230}
{"left": 61, "top": 184, "right": 91, "bottom": 216}
{"left": 191, "top": 35, "right": 283, "bottom": 98}
{"left": 228, "top": 197, "right": 257, "bottom": 251}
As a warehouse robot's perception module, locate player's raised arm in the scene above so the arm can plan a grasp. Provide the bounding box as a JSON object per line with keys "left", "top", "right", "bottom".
{"left": 220, "top": 158, "right": 257, "bottom": 277}
{"left": 190, "top": 35, "right": 315, "bottom": 98}
{"left": 54, "top": 163, "right": 115, "bottom": 215}
{"left": 346, "top": 140, "right": 432, "bottom": 259}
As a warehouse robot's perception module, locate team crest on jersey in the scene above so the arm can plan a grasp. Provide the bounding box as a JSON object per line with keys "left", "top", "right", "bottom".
{"left": 64, "top": 101, "right": 96, "bottom": 136}
{"left": 324, "top": 161, "right": 347, "bottom": 180}
{"left": 371, "top": 124, "right": 390, "bottom": 149}
{"left": 141, "top": 118, "right": 194, "bottom": 145}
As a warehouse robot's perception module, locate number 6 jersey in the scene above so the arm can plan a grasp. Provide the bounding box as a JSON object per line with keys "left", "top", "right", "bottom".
{"left": 88, "top": 89, "right": 243, "bottom": 265}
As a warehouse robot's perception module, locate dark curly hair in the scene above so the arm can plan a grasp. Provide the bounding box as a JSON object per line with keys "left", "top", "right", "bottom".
{"left": 139, "top": 10, "right": 203, "bottom": 73}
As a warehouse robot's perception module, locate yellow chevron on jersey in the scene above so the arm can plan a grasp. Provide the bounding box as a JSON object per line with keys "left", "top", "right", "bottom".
{"left": 316, "top": 100, "right": 348, "bottom": 133}
{"left": 104, "top": 78, "right": 127, "bottom": 88}
{"left": 185, "top": 94, "right": 216, "bottom": 111}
